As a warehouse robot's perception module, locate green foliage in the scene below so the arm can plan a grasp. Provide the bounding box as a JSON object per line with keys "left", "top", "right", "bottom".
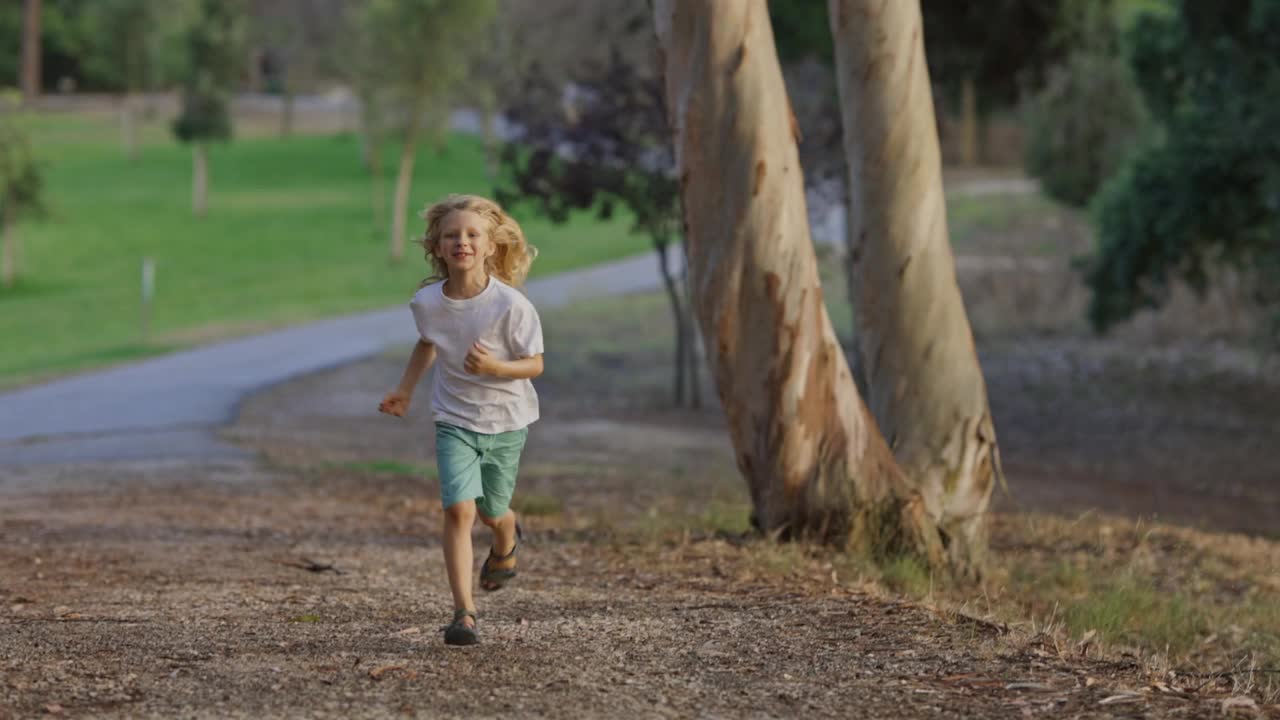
{"left": 1023, "top": 50, "right": 1147, "bottom": 207}
{"left": 0, "top": 0, "right": 192, "bottom": 92}
{"left": 356, "top": 0, "right": 497, "bottom": 129}
{"left": 75, "top": 0, "right": 197, "bottom": 93}
{"left": 77, "top": 0, "right": 157, "bottom": 92}
{"left": 767, "top": 1, "right": 1072, "bottom": 113}
{"left": 496, "top": 50, "right": 679, "bottom": 251}
{"left": 768, "top": 0, "right": 832, "bottom": 64}
{"left": 172, "top": 0, "right": 244, "bottom": 144}
{"left": 0, "top": 121, "right": 44, "bottom": 221}
{"left": 0, "top": 0, "right": 84, "bottom": 92}
{"left": 1086, "top": 0, "right": 1280, "bottom": 336}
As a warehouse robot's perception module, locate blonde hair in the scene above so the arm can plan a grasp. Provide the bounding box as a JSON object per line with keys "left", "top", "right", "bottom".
{"left": 416, "top": 194, "right": 537, "bottom": 288}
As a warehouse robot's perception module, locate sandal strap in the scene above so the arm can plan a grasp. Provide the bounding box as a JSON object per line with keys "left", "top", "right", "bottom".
{"left": 488, "top": 522, "right": 524, "bottom": 562}
{"left": 452, "top": 608, "right": 477, "bottom": 622}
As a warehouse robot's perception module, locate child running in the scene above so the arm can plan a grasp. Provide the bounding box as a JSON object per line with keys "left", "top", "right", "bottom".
{"left": 378, "top": 193, "right": 543, "bottom": 647}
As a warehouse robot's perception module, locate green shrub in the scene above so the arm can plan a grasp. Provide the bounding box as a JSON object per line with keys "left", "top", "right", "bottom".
{"left": 1023, "top": 50, "right": 1147, "bottom": 208}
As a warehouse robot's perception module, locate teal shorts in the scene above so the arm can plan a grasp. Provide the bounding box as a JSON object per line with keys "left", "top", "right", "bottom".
{"left": 435, "top": 422, "right": 528, "bottom": 518}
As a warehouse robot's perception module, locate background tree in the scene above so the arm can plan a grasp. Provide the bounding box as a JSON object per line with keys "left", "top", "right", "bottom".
{"left": 246, "top": 0, "right": 346, "bottom": 138}
{"left": 1022, "top": 0, "right": 1154, "bottom": 208}
{"left": 496, "top": 49, "right": 701, "bottom": 408}
{"left": 355, "top": 0, "right": 497, "bottom": 262}
{"left": 20, "top": 0, "right": 41, "bottom": 104}
{"left": 172, "top": 0, "right": 244, "bottom": 218}
{"left": 5, "top": 0, "right": 198, "bottom": 95}
{"left": 770, "top": 0, "right": 1070, "bottom": 166}
{"left": 79, "top": 0, "right": 158, "bottom": 160}
{"left": 653, "top": 0, "right": 945, "bottom": 564}
{"left": 0, "top": 120, "right": 44, "bottom": 289}
{"left": 342, "top": 3, "right": 389, "bottom": 235}
{"left": 829, "top": 0, "right": 1002, "bottom": 576}
{"left": 919, "top": 0, "right": 1066, "bottom": 166}
{"left": 1088, "top": 0, "right": 1280, "bottom": 342}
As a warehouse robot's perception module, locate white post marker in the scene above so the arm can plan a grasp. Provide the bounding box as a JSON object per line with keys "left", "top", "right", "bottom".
{"left": 141, "top": 256, "right": 155, "bottom": 342}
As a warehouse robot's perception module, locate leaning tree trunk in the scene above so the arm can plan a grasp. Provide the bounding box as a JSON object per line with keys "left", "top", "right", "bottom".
{"left": 653, "top": 0, "right": 942, "bottom": 562}
{"left": 389, "top": 107, "right": 423, "bottom": 263}
{"left": 829, "top": 0, "right": 1002, "bottom": 576}
{"left": 192, "top": 143, "right": 209, "bottom": 217}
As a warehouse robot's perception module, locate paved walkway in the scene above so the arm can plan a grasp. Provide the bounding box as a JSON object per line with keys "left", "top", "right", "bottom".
{"left": 0, "top": 171, "right": 1039, "bottom": 468}
{"left": 0, "top": 252, "right": 680, "bottom": 466}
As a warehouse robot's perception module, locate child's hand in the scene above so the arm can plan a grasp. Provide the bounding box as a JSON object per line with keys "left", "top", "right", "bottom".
{"left": 464, "top": 342, "right": 500, "bottom": 377}
{"left": 378, "top": 390, "right": 411, "bottom": 417}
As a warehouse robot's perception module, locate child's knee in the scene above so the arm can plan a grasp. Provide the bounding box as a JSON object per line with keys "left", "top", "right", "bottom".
{"left": 444, "top": 500, "right": 476, "bottom": 525}
{"left": 477, "top": 509, "right": 510, "bottom": 528}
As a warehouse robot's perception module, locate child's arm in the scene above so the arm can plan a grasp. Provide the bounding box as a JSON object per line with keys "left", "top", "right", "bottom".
{"left": 464, "top": 342, "right": 543, "bottom": 380}
{"left": 378, "top": 340, "right": 437, "bottom": 417}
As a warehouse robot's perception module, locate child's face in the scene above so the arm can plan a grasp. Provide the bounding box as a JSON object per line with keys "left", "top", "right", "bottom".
{"left": 436, "top": 210, "right": 495, "bottom": 276}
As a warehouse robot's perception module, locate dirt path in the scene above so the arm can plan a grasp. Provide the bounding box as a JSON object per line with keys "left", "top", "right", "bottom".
{"left": 2, "top": 457, "right": 1253, "bottom": 719}
{"left": 5, "top": 286, "right": 1280, "bottom": 717}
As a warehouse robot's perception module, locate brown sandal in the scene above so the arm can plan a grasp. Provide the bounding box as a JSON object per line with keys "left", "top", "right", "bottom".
{"left": 444, "top": 608, "right": 478, "bottom": 646}
{"left": 479, "top": 523, "right": 523, "bottom": 592}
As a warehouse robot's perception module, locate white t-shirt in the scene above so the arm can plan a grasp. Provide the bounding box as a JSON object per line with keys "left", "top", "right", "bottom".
{"left": 409, "top": 276, "right": 544, "bottom": 434}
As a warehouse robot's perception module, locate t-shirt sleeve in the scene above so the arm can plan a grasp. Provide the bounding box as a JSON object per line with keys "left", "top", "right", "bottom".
{"left": 409, "top": 295, "right": 432, "bottom": 344}
{"left": 509, "top": 300, "right": 544, "bottom": 358}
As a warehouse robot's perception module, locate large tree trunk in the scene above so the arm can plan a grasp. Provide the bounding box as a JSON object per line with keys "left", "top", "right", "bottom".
{"left": 192, "top": 143, "right": 209, "bottom": 217}
{"left": 653, "top": 0, "right": 942, "bottom": 561}
{"left": 829, "top": 0, "right": 1002, "bottom": 576}
{"left": 1, "top": 203, "right": 15, "bottom": 289}
{"left": 389, "top": 112, "right": 422, "bottom": 262}
{"left": 21, "top": 0, "right": 41, "bottom": 105}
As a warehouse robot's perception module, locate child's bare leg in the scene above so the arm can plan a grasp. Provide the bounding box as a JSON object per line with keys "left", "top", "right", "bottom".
{"left": 479, "top": 510, "right": 518, "bottom": 570}
{"left": 443, "top": 500, "right": 477, "bottom": 626}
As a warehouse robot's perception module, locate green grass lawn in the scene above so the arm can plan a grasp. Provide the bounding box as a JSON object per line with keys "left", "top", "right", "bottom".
{"left": 0, "top": 112, "right": 648, "bottom": 387}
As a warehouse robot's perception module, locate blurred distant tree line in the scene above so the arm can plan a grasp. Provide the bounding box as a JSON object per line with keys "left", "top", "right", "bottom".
{"left": 2, "top": 0, "right": 193, "bottom": 95}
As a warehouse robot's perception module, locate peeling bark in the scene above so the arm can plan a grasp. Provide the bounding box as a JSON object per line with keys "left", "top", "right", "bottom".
{"left": 829, "top": 0, "right": 1001, "bottom": 576}
{"left": 653, "top": 0, "right": 941, "bottom": 562}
